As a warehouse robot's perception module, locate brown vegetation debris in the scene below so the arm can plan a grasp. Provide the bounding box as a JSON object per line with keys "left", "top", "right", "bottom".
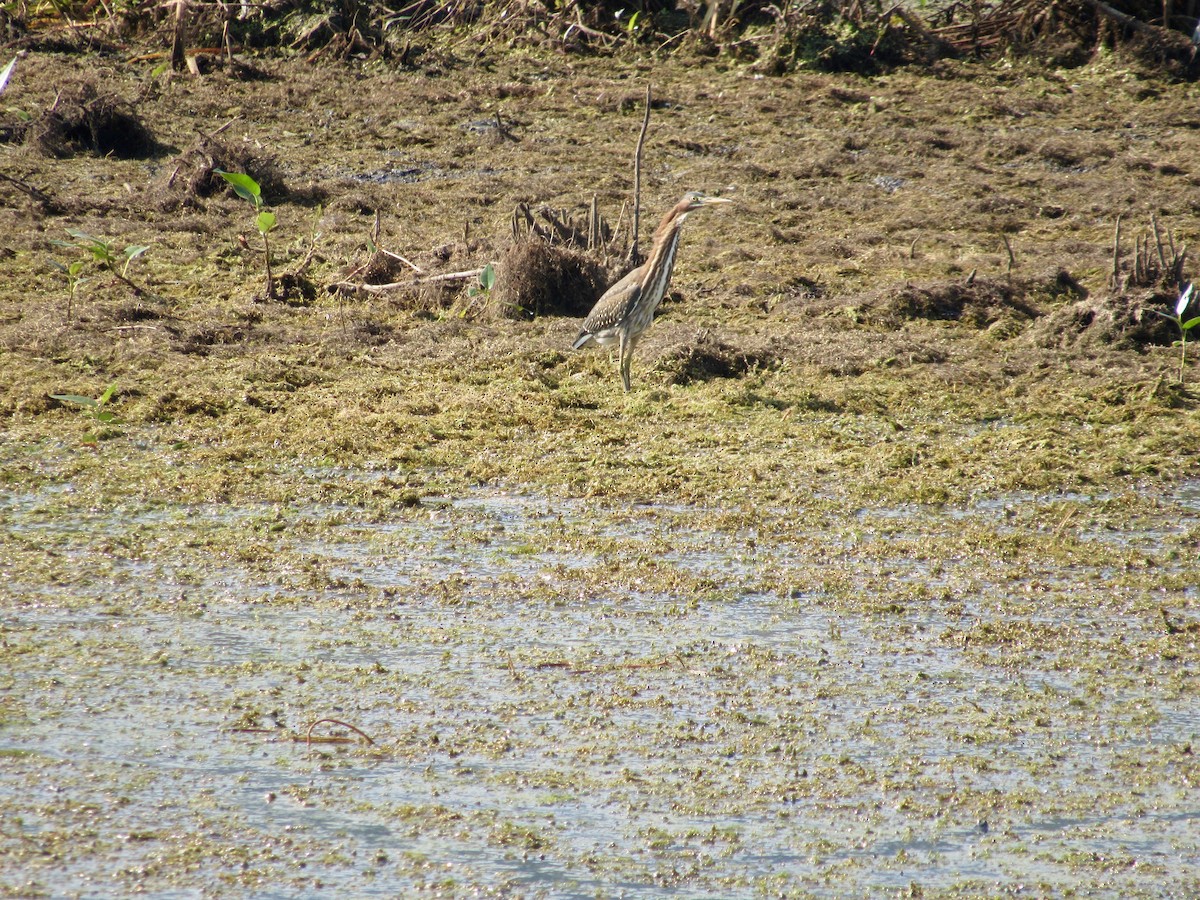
{"left": 654, "top": 330, "right": 781, "bottom": 386}
{"left": 850, "top": 275, "right": 1056, "bottom": 331}
{"left": 24, "top": 80, "right": 161, "bottom": 159}
{"left": 356, "top": 249, "right": 416, "bottom": 288}
{"left": 156, "top": 134, "right": 287, "bottom": 210}
{"left": 489, "top": 240, "right": 608, "bottom": 321}
{"left": 0, "top": 8, "right": 26, "bottom": 43}
{"left": 511, "top": 200, "right": 615, "bottom": 253}
{"left": 1031, "top": 290, "right": 1182, "bottom": 350}
{"left": 166, "top": 306, "right": 263, "bottom": 357}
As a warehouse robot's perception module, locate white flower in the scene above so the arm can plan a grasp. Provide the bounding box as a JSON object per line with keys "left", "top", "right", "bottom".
{"left": 1177, "top": 283, "right": 1194, "bottom": 317}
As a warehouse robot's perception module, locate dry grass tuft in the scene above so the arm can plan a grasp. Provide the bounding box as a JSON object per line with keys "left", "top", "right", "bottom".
{"left": 1031, "top": 290, "right": 1182, "bottom": 351}
{"left": 654, "top": 330, "right": 782, "bottom": 385}
{"left": 489, "top": 240, "right": 609, "bottom": 321}
{"left": 835, "top": 274, "right": 1063, "bottom": 331}
{"left": 25, "top": 80, "right": 160, "bottom": 159}
{"left": 156, "top": 134, "right": 287, "bottom": 210}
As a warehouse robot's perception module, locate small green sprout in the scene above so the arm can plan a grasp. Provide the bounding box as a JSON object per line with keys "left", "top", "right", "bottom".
{"left": 469, "top": 263, "right": 496, "bottom": 297}
{"left": 49, "top": 382, "right": 121, "bottom": 443}
{"left": 1148, "top": 283, "right": 1200, "bottom": 385}
{"left": 51, "top": 229, "right": 151, "bottom": 300}
{"left": 460, "top": 262, "right": 498, "bottom": 318}
{"left": 216, "top": 170, "right": 264, "bottom": 208}
{"left": 48, "top": 258, "right": 88, "bottom": 321}
{"left": 216, "top": 169, "right": 277, "bottom": 299}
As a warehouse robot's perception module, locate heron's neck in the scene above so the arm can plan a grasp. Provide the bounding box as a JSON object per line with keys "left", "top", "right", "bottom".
{"left": 651, "top": 209, "right": 689, "bottom": 245}
{"left": 641, "top": 221, "right": 685, "bottom": 307}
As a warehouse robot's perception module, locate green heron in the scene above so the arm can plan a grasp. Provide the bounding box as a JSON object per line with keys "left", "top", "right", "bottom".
{"left": 572, "top": 191, "right": 732, "bottom": 391}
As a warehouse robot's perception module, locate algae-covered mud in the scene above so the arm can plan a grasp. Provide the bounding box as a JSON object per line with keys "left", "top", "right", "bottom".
{"left": 2, "top": 4, "right": 1200, "bottom": 896}
{"left": 1, "top": 459, "right": 1198, "bottom": 896}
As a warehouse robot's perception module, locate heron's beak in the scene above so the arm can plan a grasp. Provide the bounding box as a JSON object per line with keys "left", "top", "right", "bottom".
{"left": 700, "top": 196, "right": 733, "bottom": 205}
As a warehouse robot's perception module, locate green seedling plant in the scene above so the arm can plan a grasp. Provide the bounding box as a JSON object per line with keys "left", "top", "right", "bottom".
{"left": 215, "top": 170, "right": 277, "bottom": 299}
{"left": 469, "top": 262, "right": 496, "bottom": 297}
{"left": 51, "top": 229, "right": 151, "bottom": 299}
{"left": 48, "top": 257, "right": 88, "bottom": 321}
{"left": 461, "top": 262, "right": 497, "bottom": 318}
{"left": 49, "top": 381, "right": 121, "bottom": 443}
{"left": 617, "top": 9, "right": 642, "bottom": 39}
{"left": 1148, "top": 282, "right": 1200, "bottom": 385}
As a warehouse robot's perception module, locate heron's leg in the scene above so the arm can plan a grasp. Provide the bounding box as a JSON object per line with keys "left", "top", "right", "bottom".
{"left": 620, "top": 335, "right": 637, "bottom": 392}
{"left": 615, "top": 333, "right": 627, "bottom": 391}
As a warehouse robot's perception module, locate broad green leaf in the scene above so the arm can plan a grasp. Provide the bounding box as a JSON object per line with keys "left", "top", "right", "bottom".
{"left": 65, "top": 228, "right": 101, "bottom": 245}
{"left": 65, "top": 229, "right": 115, "bottom": 262}
{"left": 49, "top": 393, "right": 98, "bottom": 407}
{"left": 478, "top": 263, "right": 496, "bottom": 291}
{"left": 1181, "top": 316, "right": 1200, "bottom": 331}
{"left": 121, "top": 245, "right": 150, "bottom": 277}
{"left": 215, "top": 170, "right": 263, "bottom": 207}
{"left": 255, "top": 211, "right": 277, "bottom": 235}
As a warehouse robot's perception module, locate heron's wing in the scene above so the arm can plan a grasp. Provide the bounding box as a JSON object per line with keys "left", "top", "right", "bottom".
{"left": 580, "top": 269, "right": 643, "bottom": 335}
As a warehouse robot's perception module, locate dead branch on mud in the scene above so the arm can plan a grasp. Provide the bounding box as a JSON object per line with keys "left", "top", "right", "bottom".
{"left": 529, "top": 657, "right": 675, "bottom": 675}
{"left": 1081, "top": 0, "right": 1181, "bottom": 39}
{"left": 334, "top": 267, "right": 489, "bottom": 295}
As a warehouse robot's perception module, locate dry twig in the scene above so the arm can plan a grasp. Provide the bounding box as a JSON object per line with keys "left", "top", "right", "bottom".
{"left": 306, "top": 718, "right": 375, "bottom": 747}
{"left": 335, "top": 267, "right": 487, "bottom": 295}
{"left": 630, "top": 82, "right": 651, "bottom": 265}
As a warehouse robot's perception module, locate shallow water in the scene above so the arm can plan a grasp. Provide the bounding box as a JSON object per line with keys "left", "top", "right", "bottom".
{"left": 2, "top": 475, "right": 1198, "bottom": 897}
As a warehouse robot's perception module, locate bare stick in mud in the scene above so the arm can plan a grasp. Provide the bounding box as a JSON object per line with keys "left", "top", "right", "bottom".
{"left": 170, "top": 0, "right": 188, "bottom": 73}
{"left": 630, "top": 83, "right": 651, "bottom": 266}
{"left": 1111, "top": 214, "right": 1122, "bottom": 290}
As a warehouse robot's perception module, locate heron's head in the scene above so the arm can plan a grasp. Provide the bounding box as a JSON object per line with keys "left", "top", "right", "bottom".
{"left": 680, "top": 191, "right": 733, "bottom": 212}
